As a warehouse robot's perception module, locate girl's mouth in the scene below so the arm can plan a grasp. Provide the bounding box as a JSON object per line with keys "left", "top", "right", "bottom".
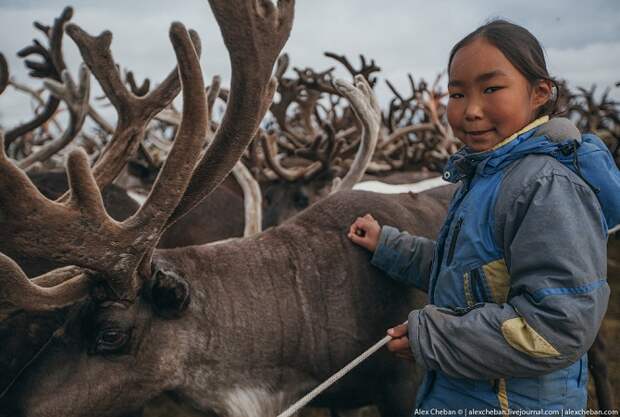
{"left": 466, "top": 128, "right": 495, "bottom": 136}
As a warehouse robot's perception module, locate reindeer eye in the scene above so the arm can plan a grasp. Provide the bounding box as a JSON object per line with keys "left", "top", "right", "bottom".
{"left": 94, "top": 329, "right": 130, "bottom": 354}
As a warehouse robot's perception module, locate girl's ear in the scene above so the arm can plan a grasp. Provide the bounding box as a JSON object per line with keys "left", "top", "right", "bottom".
{"left": 532, "top": 79, "right": 553, "bottom": 112}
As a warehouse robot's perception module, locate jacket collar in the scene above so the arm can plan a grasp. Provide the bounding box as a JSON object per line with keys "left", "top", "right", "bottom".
{"left": 442, "top": 116, "right": 564, "bottom": 183}
{"left": 490, "top": 116, "right": 549, "bottom": 151}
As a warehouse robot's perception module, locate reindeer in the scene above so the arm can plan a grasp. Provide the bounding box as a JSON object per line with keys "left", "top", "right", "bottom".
{"left": 0, "top": 2, "right": 456, "bottom": 416}
{"left": 1, "top": 2, "right": 613, "bottom": 415}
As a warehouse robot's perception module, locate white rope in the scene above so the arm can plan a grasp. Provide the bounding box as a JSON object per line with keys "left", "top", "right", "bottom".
{"left": 276, "top": 321, "right": 407, "bottom": 417}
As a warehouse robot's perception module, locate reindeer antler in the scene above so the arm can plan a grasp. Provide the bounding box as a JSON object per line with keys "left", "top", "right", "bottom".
{"left": 169, "top": 0, "right": 295, "bottom": 224}
{"left": 230, "top": 159, "right": 263, "bottom": 237}
{"left": 0, "top": 22, "right": 206, "bottom": 309}
{"left": 4, "top": 7, "right": 72, "bottom": 148}
{"left": 0, "top": 0, "right": 296, "bottom": 310}
{"left": 0, "top": 253, "right": 91, "bottom": 321}
{"left": 61, "top": 22, "right": 202, "bottom": 196}
{"left": 125, "top": 70, "right": 151, "bottom": 97}
{"left": 324, "top": 51, "right": 381, "bottom": 87}
{"left": 18, "top": 65, "right": 91, "bottom": 170}
{"left": 261, "top": 129, "right": 323, "bottom": 181}
{"left": 331, "top": 75, "right": 381, "bottom": 192}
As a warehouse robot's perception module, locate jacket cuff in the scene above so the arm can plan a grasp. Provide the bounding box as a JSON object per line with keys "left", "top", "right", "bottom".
{"left": 370, "top": 225, "right": 401, "bottom": 272}
{"left": 408, "top": 309, "right": 430, "bottom": 370}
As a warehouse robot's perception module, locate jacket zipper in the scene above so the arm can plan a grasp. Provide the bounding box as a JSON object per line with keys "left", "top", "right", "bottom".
{"left": 429, "top": 180, "right": 470, "bottom": 304}
{"left": 446, "top": 217, "right": 463, "bottom": 265}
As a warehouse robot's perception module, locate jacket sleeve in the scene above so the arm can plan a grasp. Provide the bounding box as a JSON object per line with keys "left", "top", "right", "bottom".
{"left": 407, "top": 163, "right": 610, "bottom": 379}
{"left": 370, "top": 225, "right": 436, "bottom": 292}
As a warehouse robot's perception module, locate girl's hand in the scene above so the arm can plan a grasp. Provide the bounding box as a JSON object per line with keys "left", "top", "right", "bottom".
{"left": 347, "top": 214, "right": 381, "bottom": 252}
{"left": 387, "top": 323, "right": 414, "bottom": 362}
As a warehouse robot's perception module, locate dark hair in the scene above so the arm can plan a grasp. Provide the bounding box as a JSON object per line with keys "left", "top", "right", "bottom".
{"left": 448, "top": 19, "right": 559, "bottom": 117}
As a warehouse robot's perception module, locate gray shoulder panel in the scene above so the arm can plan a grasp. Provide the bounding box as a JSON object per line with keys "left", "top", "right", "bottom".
{"left": 494, "top": 154, "right": 601, "bottom": 254}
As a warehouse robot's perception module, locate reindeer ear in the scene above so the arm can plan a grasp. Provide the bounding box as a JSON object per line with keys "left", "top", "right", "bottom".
{"left": 146, "top": 268, "right": 191, "bottom": 319}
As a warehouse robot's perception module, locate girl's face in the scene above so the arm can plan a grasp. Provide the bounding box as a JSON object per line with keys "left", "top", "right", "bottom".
{"left": 447, "top": 37, "right": 551, "bottom": 152}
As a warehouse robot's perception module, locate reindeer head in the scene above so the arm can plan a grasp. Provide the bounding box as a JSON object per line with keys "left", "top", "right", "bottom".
{"left": 0, "top": 1, "right": 295, "bottom": 416}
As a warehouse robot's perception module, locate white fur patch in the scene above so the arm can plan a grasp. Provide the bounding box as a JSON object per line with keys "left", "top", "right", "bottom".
{"left": 223, "top": 386, "right": 293, "bottom": 417}
{"left": 353, "top": 176, "right": 447, "bottom": 194}
{"left": 126, "top": 189, "right": 148, "bottom": 205}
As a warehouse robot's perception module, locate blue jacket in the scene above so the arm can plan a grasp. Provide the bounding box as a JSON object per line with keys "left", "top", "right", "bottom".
{"left": 371, "top": 118, "right": 612, "bottom": 414}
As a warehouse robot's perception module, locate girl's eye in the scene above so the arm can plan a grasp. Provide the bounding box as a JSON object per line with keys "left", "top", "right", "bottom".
{"left": 449, "top": 93, "right": 464, "bottom": 99}
{"left": 484, "top": 86, "right": 503, "bottom": 94}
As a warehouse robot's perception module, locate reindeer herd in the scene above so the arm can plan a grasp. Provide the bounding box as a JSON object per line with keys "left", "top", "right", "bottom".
{"left": 0, "top": 1, "right": 617, "bottom": 417}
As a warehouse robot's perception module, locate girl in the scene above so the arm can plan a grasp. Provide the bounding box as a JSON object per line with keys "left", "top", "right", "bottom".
{"left": 348, "top": 20, "right": 612, "bottom": 414}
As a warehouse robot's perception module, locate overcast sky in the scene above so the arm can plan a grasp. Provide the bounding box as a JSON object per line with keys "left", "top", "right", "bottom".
{"left": 1, "top": 0, "right": 619, "bottom": 128}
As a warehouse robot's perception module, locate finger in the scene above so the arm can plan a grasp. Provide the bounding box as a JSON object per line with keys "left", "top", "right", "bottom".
{"left": 387, "top": 323, "right": 408, "bottom": 337}
{"left": 356, "top": 216, "right": 369, "bottom": 224}
{"left": 354, "top": 218, "right": 370, "bottom": 230}
{"left": 348, "top": 233, "right": 365, "bottom": 245}
{"left": 350, "top": 222, "right": 367, "bottom": 237}
{"left": 387, "top": 337, "right": 410, "bottom": 352}
{"left": 349, "top": 224, "right": 357, "bottom": 235}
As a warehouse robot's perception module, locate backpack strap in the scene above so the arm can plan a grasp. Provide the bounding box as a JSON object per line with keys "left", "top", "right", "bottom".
{"left": 558, "top": 139, "right": 601, "bottom": 194}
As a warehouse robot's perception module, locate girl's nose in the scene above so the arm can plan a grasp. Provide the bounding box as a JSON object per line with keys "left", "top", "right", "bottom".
{"left": 464, "top": 99, "right": 483, "bottom": 121}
